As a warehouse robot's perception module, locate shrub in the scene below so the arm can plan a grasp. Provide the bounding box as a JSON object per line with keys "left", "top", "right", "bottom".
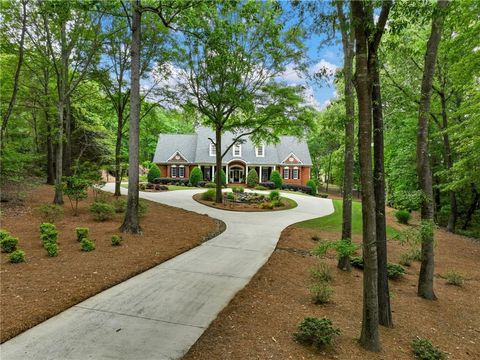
{"left": 76, "top": 227, "right": 89, "bottom": 242}
{"left": 205, "top": 182, "right": 217, "bottom": 188}
{"left": 154, "top": 184, "right": 168, "bottom": 191}
{"left": 152, "top": 177, "right": 189, "bottom": 186}
{"left": 269, "top": 190, "right": 280, "bottom": 201}
{"left": 198, "top": 181, "right": 206, "bottom": 187}
{"left": 1, "top": 235, "right": 18, "bottom": 253}
{"left": 272, "top": 199, "right": 283, "bottom": 207}
{"left": 411, "top": 337, "right": 446, "bottom": 360}
{"left": 395, "top": 209, "right": 411, "bottom": 224}
{"left": 394, "top": 190, "right": 423, "bottom": 212}
{"left": 318, "top": 192, "right": 328, "bottom": 198}
{"left": 9, "top": 249, "right": 26, "bottom": 263}
{"left": 259, "top": 181, "right": 276, "bottom": 189}
{"left": 138, "top": 199, "right": 148, "bottom": 217}
{"left": 147, "top": 164, "right": 161, "bottom": 183}
{"left": 270, "top": 170, "right": 282, "bottom": 189}
{"left": 227, "top": 192, "right": 235, "bottom": 201}
{"left": 255, "top": 185, "right": 268, "bottom": 190}
{"left": 309, "top": 262, "right": 332, "bottom": 283}
{"left": 217, "top": 169, "right": 227, "bottom": 187}
{"left": 313, "top": 239, "right": 358, "bottom": 260}
{"left": 399, "top": 252, "right": 413, "bottom": 267}
{"left": 0, "top": 229, "right": 9, "bottom": 241}
{"left": 111, "top": 235, "right": 122, "bottom": 246}
{"left": 261, "top": 202, "right": 274, "bottom": 209}
{"left": 40, "top": 223, "right": 58, "bottom": 245}
{"left": 309, "top": 282, "right": 333, "bottom": 304}
{"left": 445, "top": 270, "right": 463, "bottom": 286}
{"left": 410, "top": 248, "right": 422, "bottom": 261}
{"left": 306, "top": 179, "right": 317, "bottom": 196}
{"left": 146, "top": 183, "right": 154, "bottom": 189}
{"left": 45, "top": 242, "right": 59, "bottom": 257}
{"left": 202, "top": 189, "right": 216, "bottom": 201}
{"left": 61, "top": 175, "right": 90, "bottom": 216}
{"left": 247, "top": 169, "right": 259, "bottom": 187}
{"left": 281, "top": 183, "right": 312, "bottom": 194}
{"left": 311, "top": 235, "right": 320, "bottom": 241}
{"left": 90, "top": 202, "right": 115, "bottom": 221}
{"left": 80, "top": 238, "right": 96, "bottom": 252}
{"left": 139, "top": 183, "right": 147, "bottom": 191}
{"left": 232, "top": 186, "right": 244, "bottom": 193}
{"left": 37, "top": 204, "right": 63, "bottom": 223}
{"left": 189, "top": 167, "right": 203, "bottom": 187}
{"left": 294, "top": 317, "right": 340, "bottom": 349}
{"left": 350, "top": 256, "right": 364, "bottom": 269}
{"left": 387, "top": 263, "right": 405, "bottom": 279}
{"left": 113, "top": 198, "right": 127, "bottom": 213}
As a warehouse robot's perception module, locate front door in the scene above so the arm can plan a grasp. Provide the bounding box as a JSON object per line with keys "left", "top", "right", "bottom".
{"left": 229, "top": 167, "right": 244, "bottom": 183}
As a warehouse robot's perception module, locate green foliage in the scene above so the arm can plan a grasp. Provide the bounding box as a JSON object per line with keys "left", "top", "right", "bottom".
{"left": 255, "top": 185, "right": 268, "bottom": 190}
{"left": 269, "top": 190, "right": 280, "bottom": 201}
{"left": 217, "top": 169, "right": 227, "bottom": 187}
{"left": 0, "top": 229, "right": 9, "bottom": 241}
{"left": 232, "top": 186, "right": 244, "bottom": 193}
{"left": 205, "top": 182, "right": 216, "bottom": 188}
{"left": 269, "top": 170, "right": 282, "bottom": 189}
{"left": 350, "top": 256, "right": 364, "bottom": 269}
{"left": 189, "top": 167, "right": 203, "bottom": 187}
{"left": 294, "top": 317, "right": 340, "bottom": 349}
{"left": 387, "top": 263, "right": 406, "bottom": 280}
{"left": 399, "top": 252, "right": 413, "bottom": 267}
{"left": 138, "top": 199, "right": 148, "bottom": 217}
{"left": 261, "top": 202, "right": 274, "bottom": 209}
{"left": 111, "top": 235, "right": 122, "bottom": 246}
{"left": 76, "top": 227, "right": 89, "bottom": 242}
{"left": 392, "top": 190, "right": 423, "bottom": 212}
{"left": 247, "top": 169, "right": 259, "bottom": 187}
{"left": 113, "top": 198, "right": 127, "bottom": 213}
{"left": 202, "top": 189, "right": 216, "bottom": 201}
{"left": 36, "top": 204, "right": 64, "bottom": 223}
{"left": 9, "top": 249, "right": 26, "bottom": 263}
{"left": 309, "top": 262, "right": 332, "bottom": 283}
{"left": 227, "top": 192, "right": 235, "bottom": 200}
{"left": 147, "top": 164, "right": 161, "bottom": 183}
{"left": 309, "top": 282, "right": 333, "bottom": 304}
{"left": 445, "top": 270, "right": 463, "bottom": 286}
{"left": 90, "top": 202, "right": 115, "bottom": 221}
{"left": 411, "top": 337, "right": 446, "bottom": 360}
{"left": 306, "top": 179, "right": 317, "bottom": 196}
{"left": 45, "top": 242, "right": 59, "bottom": 257}
{"left": 312, "top": 239, "right": 358, "bottom": 260}
{"left": 40, "top": 223, "right": 58, "bottom": 245}
{"left": 395, "top": 209, "right": 411, "bottom": 224}
{"left": 61, "top": 176, "right": 90, "bottom": 216}
{"left": 1, "top": 235, "right": 18, "bottom": 253}
{"left": 80, "top": 238, "right": 96, "bottom": 252}
{"left": 272, "top": 199, "right": 283, "bottom": 207}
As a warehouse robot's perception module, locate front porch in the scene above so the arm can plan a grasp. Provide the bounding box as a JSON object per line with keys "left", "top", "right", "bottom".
{"left": 197, "top": 161, "right": 277, "bottom": 184}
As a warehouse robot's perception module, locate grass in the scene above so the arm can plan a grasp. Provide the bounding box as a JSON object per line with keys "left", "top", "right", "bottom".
{"left": 281, "top": 197, "right": 298, "bottom": 209}
{"left": 121, "top": 184, "right": 198, "bottom": 191}
{"left": 297, "top": 199, "right": 398, "bottom": 238}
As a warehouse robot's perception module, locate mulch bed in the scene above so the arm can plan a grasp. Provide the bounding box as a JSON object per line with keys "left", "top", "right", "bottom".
{"left": 0, "top": 185, "right": 217, "bottom": 343}
{"left": 184, "top": 209, "right": 480, "bottom": 359}
{"left": 193, "top": 193, "right": 297, "bottom": 212}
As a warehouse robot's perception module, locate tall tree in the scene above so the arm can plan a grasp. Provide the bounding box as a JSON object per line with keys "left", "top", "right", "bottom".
{"left": 416, "top": 0, "right": 449, "bottom": 300}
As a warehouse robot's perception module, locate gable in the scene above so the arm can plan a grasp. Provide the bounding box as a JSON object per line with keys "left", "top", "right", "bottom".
{"left": 281, "top": 152, "right": 302, "bottom": 165}
{"left": 167, "top": 151, "right": 189, "bottom": 163}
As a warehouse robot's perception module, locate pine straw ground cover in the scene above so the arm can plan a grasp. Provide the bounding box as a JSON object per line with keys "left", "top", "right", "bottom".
{"left": 0, "top": 185, "right": 218, "bottom": 343}
{"left": 184, "top": 203, "right": 480, "bottom": 360}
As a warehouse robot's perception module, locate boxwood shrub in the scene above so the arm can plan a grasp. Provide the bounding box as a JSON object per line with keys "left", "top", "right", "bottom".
{"left": 1, "top": 235, "right": 18, "bottom": 253}
{"left": 395, "top": 209, "right": 411, "bottom": 224}
{"left": 306, "top": 179, "right": 317, "bottom": 196}
{"left": 111, "top": 235, "right": 122, "bottom": 246}
{"left": 189, "top": 167, "right": 203, "bottom": 187}
{"left": 202, "top": 189, "right": 216, "bottom": 201}
{"left": 259, "top": 181, "right": 276, "bottom": 189}
{"left": 45, "top": 242, "right": 59, "bottom": 257}
{"left": 40, "top": 223, "right": 58, "bottom": 245}
{"left": 76, "top": 227, "right": 89, "bottom": 242}
{"left": 80, "top": 238, "right": 96, "bottom": 252}
{"left": 294, "top": 317, "right": 340, "bottom": 349}
{"left": 269, "top": 170, "right": 282, "bottom": 189}
{"left": 9, "top": 249, "right": 26, "bottom": 263}
{"left": 90, "top": 202, "right": 115, "bottom": 221}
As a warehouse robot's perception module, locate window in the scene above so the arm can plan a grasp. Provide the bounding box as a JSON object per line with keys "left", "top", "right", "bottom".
{"left": 171, "top": 165, "right": 177, "bottom": 177}
{"left": 292, "top": 167, "right": 299, "bottom": 179}
{"left": 283, "top": 167, "right": 289, "bottom": 179}
{"left": 178, "top": 166, "right": 185, "bottom": 178}
{"left": 256, "top": 145, "right": 265, "bottom": 157}
{"left": 233, "top": 144, "right": 241, "bottom": 157}
{"left": 209, "top": 143, "right": 216, "bottom": 156}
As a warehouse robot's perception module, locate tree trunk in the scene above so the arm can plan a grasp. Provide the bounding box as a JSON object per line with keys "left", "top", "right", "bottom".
{"left": 337, "top": 1, "right": 355, "bottom": 271}
{"left": 53, "top": 100, "right": 64, "bottom": 204}
{"left": 215, "top": 127, "right": 223, "bottom": 203}
{"left": 416, "top": 0, "right": 449, "bottom": 300}
{"left": 463, "top": 183, "right": 479, "bottom": 230}
{"left": 46, "top": 118, "right": 55, "bottom": 185}
{"left": 325, "top": 153, "right": 332, "bottom": 193}
{"left": 114, "top": 111, "right": 123, "bottom": 196}
{"left": 63, "top": 94, "right": 72, "bottom": 176}
{"left": 120, "top": 0, "right": 142, "bottom": 234}
{"left": 372, "top": 64, "right": 392, "bottom": 328}
{"left": 351, "top": 1, "right": 380, "bottom": 352}
{"left": 1, "top": 0, "right": 27, "bottom": 149}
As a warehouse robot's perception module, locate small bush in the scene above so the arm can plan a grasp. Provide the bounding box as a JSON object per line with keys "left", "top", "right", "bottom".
{"left": 1, "top": 235, "right": 18, "bottom": 253}
{"left": 9, "top": 249, "right": 26, "bottom": 263}
{"left": 45, "top": 242, "right": 59, "bottom": 257}
{"left": 311, "top": 235, "right": 320, "bottom": 242}
{"left": 259, "top": 181, "right": 276, "bottom": 189}
{"left": 226, "top": 192, "right": 235, "bottom": 201}
{"left": 309, "top": 262, "right": 332, "bottom": 283}
{"left": 111, "top": 235, "right": 122, "bottom": 246}
{"left": 269, "top": 170, "right": 282, "bottom": 189}
{"left": 146, "top": 182, "right": 154, "bottom": 189}
{"left": 0, "top": 229, "right": 9, "bottom": 241}
{"left": 261, "top": 202, "right": 274, "bottom": 209}
{"left": 255, "top": 185, "right": 268, "bottom": 190}
{"left": 269, "top": 190, "right": 280, "bottom": 201}
{"left": 309, "top": 282, "right": 333, "bottom": 304}
{"left": 113, "top": 198, "right": 127, "bottom": 213}
{"left": 198, "top": 181, "right": 206, "bottom": 187}
{"left": 189, "top": 167, "right": 203, "bottom": 187}
{"left": 350, "top": 256, "right": 364, "bottom": 269}
{"left": 40, "top": 223, "right": 58, "bottom": 245}
{"left": 410, "top": 248, "right": 422, "bottom": 261}
{"left": 281, "top": 183, "right": 313, "bottom": 194}
{"left": 387, "top": 263, "right": 406, "bottom": 279}
{"left": 37, "top": 204, "right": 63, "bottom": 223}
{"left": 306, "top": 179, "right": 317, "bottom": 196}
{"left": 80, "top": 238, "right": 95, "bottom": 252}
{"left": 202, "top": 189, "right": 216, "bottom": 201}
{"left": 139, "top": 183, "right": 147, "bottom": 191}
{"left": 399, "top": 252, "right": 413, "bottom": 267}
{"left": 313, "top": 239, "right": 358, "bottom": 260}
{"left": 411, "top": 337, "right": 446, "bottom": 360}
{"left": 272, "top": 199, "right": 283, "bottom": 207}
{"left": 75, "top": 227, "right": 89, "bottom": 242}
{"left": 90, "top": 202, "right": 115, "bottom": 221}
{"left": 147, "top": 163, "right": 161, "bottom": 183}
{"left": 318, "top": 192, "right": 328, "bottom": 198}
{"left": 138, "top": 199, "right": 148, "bottom": 217}
{"left": 395, "top": 209, "right": 411, "bottom": 224}
{"left": 215, "top": 169, "right": 227, "bottom": 187}
{"left": 445, "top": 270, "right": 463, "bottom": 286}
{"left": 205, "top": 182, "right": 217, "bottom": 188}
{"left": 294, "top": 317, "right": 340, "bottom": 349}
{"left": 232, "top": 186, "right": 244, "bottom": 193}
{"left": 247, "top": 169, "right": 259, "bottom": 187}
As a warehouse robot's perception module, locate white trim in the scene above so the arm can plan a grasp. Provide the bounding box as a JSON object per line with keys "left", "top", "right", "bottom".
{"left": 255, "top": 145, "right": 265, "bottom": 157}
{"left": 178, "top": 166, "right": 185, "bottom": 178}
{"left": 232, "top": 144, "right": 242, "bottom": 157}
{"left": 171, "top": 165, "right": 177, "bottom": 178}
{"left": 281, "top": 152, "right": 303, "bottom": 164}
{"left": 292, "top": 167, "right": 299, "bottom": 180}
{"left": 283, "top": 166, "right": 289, "bottom": 179}
{"left": 167, "top": 151, "right": 190, "bottom": 163}
{"left": 226, "top": 158, "right": 247, "bottom": 165}
{"left": 209, "top": 143, "right": 216, "bottom": 157}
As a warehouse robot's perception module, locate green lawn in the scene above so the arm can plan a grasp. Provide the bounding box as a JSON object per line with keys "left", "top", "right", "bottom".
{"left": 297, "top": 199, "right": 398, "bottom": 238}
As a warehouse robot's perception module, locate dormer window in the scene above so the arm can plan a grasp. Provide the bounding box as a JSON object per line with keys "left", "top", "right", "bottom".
{"left": 233, "top": 144, "right": 241, "bottom": 157}
{"left": 209, "top": 143, "right": 216, "bottom": 156}
{"left": 256, "top": 145, "right": 265, "bottom": 157}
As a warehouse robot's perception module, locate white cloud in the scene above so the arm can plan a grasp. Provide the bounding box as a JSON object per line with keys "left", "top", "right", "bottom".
{"left": 312, "top": 59, "right": 338, "bottom": 79}
{"left": 302, "top": 86, "right": 323, "bottom": 111}
{"left": 278, "top": 64, "right": 304, "bottom": 83}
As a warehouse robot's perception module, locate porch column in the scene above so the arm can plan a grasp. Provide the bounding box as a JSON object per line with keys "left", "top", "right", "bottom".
{"left": 226, "top": 164, "right": 229, "bottom": 184}
{"left": 273, "top": 165, "right": 276, "bottom": 171}
{"left": 212, "top": 165, "right": 215, "bottom": 181}
{"left": 259, "top": 165, "right": 263, "bottom": 182}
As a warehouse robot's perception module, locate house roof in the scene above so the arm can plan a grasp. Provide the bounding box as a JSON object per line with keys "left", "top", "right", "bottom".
{"left": 153, "top": 126, "right": 312, "bottom": 166}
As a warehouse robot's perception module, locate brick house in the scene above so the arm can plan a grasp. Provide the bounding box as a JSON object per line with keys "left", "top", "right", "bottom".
{"left": 153, "top": 126, "right": 312, "bottom": 186}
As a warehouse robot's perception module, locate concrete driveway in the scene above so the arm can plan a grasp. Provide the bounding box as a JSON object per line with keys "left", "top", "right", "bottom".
{"left": 1, "top": 185, "right": 334, "bottom": 360}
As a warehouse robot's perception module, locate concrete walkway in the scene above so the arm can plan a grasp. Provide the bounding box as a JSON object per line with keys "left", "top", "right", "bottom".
{"left": 1, "top": 185, "right": 334, "bottom": 360}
